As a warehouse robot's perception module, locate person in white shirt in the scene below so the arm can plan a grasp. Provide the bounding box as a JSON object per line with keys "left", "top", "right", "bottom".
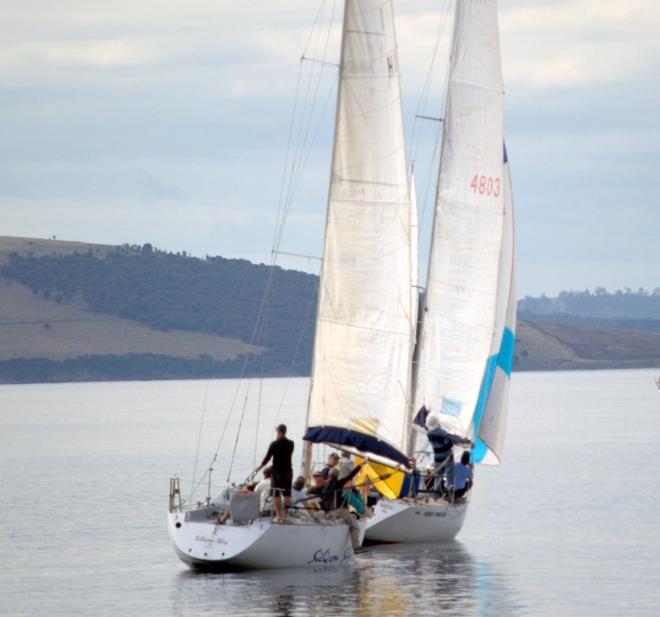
{"left": 291, "top": 476, "right": 306, "bottom": 503}
{"left": 254, "top": 467, "right": 272, "bottom": 512}
{"left": 337, "top": 451, "right": 355, "bottom": 479}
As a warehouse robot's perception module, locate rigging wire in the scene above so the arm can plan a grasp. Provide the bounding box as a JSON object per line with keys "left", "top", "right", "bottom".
{"left": 186, "top": 0, "right": 340, "bottom": 500}
{"left": 273, "top": 280, "right": 319, "bottom": 426}
{"left": 408, "top": 0, "right": 455, "bottom": 282}
{"left": 409, "top": 1, "right": 453, "bottom": 168}
{"left": 188, "top": 379, "right": 210, "bottom": 502}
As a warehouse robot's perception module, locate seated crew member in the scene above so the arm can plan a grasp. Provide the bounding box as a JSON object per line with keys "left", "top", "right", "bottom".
{"left": 256, "top": 423, "right": 294, "bottom": 523}
{"left": 426, "top": 413, "right": 471, "bottom": 498}
{"left": 321, "top": 452, "right": 340, "bottom": 479}
{"left": 253, "top": 467, "right": 272, "bottom": 512}
{"left": 302, "top": 469, "right": 326, "bottom": 514}
{"left": 321, "top": 464, "right": 364, "bottom": 549}
{"left": 449, "top": 450, "right": 474, "bottom": 501}
{"left": 338, "top": 451, "right": 355, "bottom": 478}
{"left": 291, "top": 476, "right": 306, "bottom": 503}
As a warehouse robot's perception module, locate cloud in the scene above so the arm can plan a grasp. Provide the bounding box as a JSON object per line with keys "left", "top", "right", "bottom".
{"left": 0, "top": 0, "right": 658, "bottom": 296}
{"left": 0, "top": 39, "right": 157, "bottom": 69}
{"left": 500, "top": 0, "right": 660, "bottom": 88}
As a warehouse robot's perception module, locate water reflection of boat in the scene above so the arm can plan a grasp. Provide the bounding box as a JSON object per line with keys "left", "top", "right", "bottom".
{"left": 359, "top": 542, "right": 521, "bottom": 617}
{"left": 171, "top": 565, "right": 358, "bottom": 617}
{"left": 170, "top": 541, "right": 521, "bottom": 617}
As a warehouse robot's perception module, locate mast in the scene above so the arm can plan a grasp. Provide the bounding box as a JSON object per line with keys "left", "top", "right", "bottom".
{"left": 413, "top": 0, "right": 508, "bottom": 441}
{"left": 304, "top": 0, "right": 414, "bottom": 468}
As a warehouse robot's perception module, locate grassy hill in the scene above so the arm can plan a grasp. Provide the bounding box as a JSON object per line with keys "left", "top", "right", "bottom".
{"left": 514, "top": 321, "right": 660, "bottom": 371}
{"left": 0, "top": 236, "right": 116, "bottom": 263}
{"left": 0, "top": 279, "right": 259, "bottom": 362}
{"left": 1, "top": 236, "right": 659, "bottom": 383}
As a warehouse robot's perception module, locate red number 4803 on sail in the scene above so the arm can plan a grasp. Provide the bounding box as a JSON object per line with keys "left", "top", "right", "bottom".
{"left": 469, "top": 174, "right": 501, "bottom": 197}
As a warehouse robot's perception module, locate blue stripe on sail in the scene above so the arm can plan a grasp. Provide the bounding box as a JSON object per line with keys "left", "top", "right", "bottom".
{"left": 503, "top": 142, "right": 508, "bottom": 163}
{"left": 498, "top": 327, "right": 515, "bottom": 377}
{"left": 471, "top": 355, "right": 498, "bottom": 463}
{"left": 303, "top": 426, "right": 411, "bottom": 468}
{"left": 471, "top": 327, "right": 516, "bottom": 463}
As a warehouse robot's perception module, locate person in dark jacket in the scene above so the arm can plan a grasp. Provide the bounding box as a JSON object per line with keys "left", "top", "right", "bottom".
{"left": 257, "top": 424, "right": 294, "bottom": 522}
{"left": 321, "top": 452, "right": 340, "bottom": 479}
{"left": 320, "top": 463, "right": 364, "bottom": 549}
{"left": 426, "top": 413, "right": 471, "bottom": 498}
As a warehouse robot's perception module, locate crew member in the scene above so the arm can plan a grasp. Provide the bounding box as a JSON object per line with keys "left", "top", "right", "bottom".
{"left": 257, "top": 423, "right": 294, "bottom": 523}
{"left": 426, "top": 413, "right": 471, "bottom": 498}
{"left": 450, "top": 450, "right": 474, "bottom": 501}
{"left": 321, "top": 464, "right": 364, "bottom": 549}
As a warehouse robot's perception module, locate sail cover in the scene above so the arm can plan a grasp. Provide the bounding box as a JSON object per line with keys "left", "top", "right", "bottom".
{"left": 304, "top": 0, "right": 414, "bottom": 467}
{"left": 471, "top": 147, "right": 516, "bottom": 464}
{"left": 413, "top": 0, "right": 506, "bottom": 439}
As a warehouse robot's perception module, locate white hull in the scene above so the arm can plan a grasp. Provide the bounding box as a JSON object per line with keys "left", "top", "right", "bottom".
{"left": 168, "top": 511, "right": 354, "bottom": 571}
{"left": 364, "top": 499, "right": 468, "bottom": 544}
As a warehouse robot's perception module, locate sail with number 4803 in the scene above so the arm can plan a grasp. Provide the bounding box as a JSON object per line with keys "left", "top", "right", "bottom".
{"left": 412, "top": 0, "right": 515, "bottom": 462}
{"left": 364, "top": 0, "right": 517, "bottom": 544}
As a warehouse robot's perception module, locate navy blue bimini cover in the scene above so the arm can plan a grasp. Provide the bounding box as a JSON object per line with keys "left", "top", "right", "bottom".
{"left": 304, "top": 425, "right": 411, "bottom": 468}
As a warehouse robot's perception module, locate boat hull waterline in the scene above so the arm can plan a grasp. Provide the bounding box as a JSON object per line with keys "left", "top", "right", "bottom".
{"left": 364, "top": 499, "right": 468, "bottom": 544}
{"left": 168, "top": 512, "right": 354, "bottom": 570}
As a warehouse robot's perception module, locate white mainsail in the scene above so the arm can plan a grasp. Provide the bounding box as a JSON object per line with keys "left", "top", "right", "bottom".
{"left": 304, "top": 0, "right": 414, "bottom": 467}
{"left": 414, "top": 0, "right": 508, "bottom": 439}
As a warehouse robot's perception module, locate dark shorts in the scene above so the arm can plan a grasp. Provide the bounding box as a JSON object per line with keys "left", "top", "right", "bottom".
{"left": 270, "top": 471, "right": 292, "bottom": 497}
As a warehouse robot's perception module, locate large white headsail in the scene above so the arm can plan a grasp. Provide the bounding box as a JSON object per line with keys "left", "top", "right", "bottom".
{"left": 472, "top": 147, "right": 516, "bottom": 464}
{"left": 414, "top": 0, "right": 506, "bottom": 438}
{"left": 304, "top": 0, "right": 414, "bottom": 467}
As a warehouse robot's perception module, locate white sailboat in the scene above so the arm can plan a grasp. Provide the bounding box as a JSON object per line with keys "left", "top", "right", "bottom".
{"left": 168, "top": 0, "right": 412, "bottom": 570}
{"left": 364, "top": 0, "right": 517, "bottom": 543}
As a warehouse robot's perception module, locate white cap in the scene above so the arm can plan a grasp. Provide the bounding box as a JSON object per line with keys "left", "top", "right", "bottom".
{"left": 426, "top": 413, "right": 440, "bottom": 429}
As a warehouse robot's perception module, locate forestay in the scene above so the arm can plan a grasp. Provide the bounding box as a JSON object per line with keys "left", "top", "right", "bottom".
{"left": 304, "top": 0, "right": 414, "bottom": 467}
{"left": 414, "top": 0, "right": 507, "bottom": 439}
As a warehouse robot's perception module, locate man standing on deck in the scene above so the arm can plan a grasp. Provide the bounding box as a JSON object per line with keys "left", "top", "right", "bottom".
{"left": 426, "top": 413, "right": 471, "bottom": 498}
{"left": 257, "top": 424, "right": 294, "bottom": 523}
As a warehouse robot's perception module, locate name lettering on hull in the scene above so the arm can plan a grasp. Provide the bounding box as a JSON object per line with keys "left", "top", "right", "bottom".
{"left": 307, "top": 548, "right": 340, "bottom": 564}
{"left": 195, "top": 535, "right": 228, "bottom": 545}
{"left": 421, "top": 511, "right": 447, "bottom": 518}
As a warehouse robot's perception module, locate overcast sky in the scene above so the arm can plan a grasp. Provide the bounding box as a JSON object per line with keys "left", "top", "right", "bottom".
{"left": 1, "top": 0, "right": 658, "bottom": 296}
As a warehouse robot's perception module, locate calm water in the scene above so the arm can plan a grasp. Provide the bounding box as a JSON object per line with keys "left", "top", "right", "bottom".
{"left": 1, "top": 369, "right": 659, "bottom": 616}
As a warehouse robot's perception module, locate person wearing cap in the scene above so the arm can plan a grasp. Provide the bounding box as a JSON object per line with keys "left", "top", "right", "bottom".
{"left": 257, "top": 424, "right": 294, "bottom": 522}
{"left": 320, "top": 464, "right": 364, "bottom": 549}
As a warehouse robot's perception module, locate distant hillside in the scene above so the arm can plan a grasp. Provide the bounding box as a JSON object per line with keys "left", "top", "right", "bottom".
{"left": 513, "top": 321, "right": 660, "bottom": 371}
{"left": 0, "top": 235, "right": 116, "bottom": 263}
{"left": 0, "top": 238, "right": 316, "bottom": 382}
{"left": 1, "top": 236, "right": 659, "bottom": 383}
